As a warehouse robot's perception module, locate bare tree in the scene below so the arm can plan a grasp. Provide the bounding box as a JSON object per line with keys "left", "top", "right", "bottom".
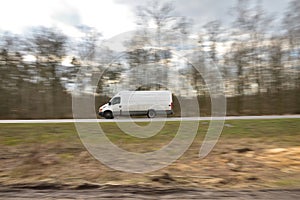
{"left": 230, "top": 0, "right": 272, "bottom": 94}
{"left": 283, "top": 0, "right": 300, "bottom": 88}
{"left": 76, "top": 25, "right": 102, "bottom": 62}
{"left": 269, "top": 36, "right": 284, "bottom": 93}
{"left": 120, "top": 1, "right": 193, "bottom": 92}
{"left": 28, "top": 26, "right": 67, "bottom": 64}
{"left": 135, "top": 0, "right": 191, "bottom": 47}
{"left": 191, "top": 34, "right": 207, "bottom": 95}
{"left": 26, "top": 27, "right": 69, "bottom": 117}
{"left": 283, "top": 0, "right": 300, "bottom": 50}
{"left": 203, "top": 20, "right": 221, "bottom": 64}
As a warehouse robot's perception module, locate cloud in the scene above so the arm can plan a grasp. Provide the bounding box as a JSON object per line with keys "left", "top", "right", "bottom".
{"left": 51, "top": 3, "right": 82, "bottom": 27}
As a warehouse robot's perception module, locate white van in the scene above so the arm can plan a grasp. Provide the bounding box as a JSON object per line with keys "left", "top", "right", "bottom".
{"left": 98, "top": 91, "right": 173, "bottom": 119}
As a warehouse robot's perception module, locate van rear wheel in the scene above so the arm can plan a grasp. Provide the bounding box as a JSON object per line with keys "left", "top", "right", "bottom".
{"left": 147, "top": 109, "right": 156, "bottom": 118}
{"left": 104, "top": 111, "right": 113, "bottom": 119}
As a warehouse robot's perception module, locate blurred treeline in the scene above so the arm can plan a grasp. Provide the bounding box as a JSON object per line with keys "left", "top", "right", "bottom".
{"left": 0, "top": 0, "right": 300, "bottom": 119}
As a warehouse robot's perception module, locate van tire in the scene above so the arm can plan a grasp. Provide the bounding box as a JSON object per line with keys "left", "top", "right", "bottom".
{"left": 147, "top": 109, "right": 156, "bottom": 118}
{"left": 104, "top": 111, "right": 113, "bottom": 119}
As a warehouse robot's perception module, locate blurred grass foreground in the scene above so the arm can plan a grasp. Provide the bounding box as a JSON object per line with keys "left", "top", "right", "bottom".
{"left": 0, "top": 119, "right": 299, "bottom": 189}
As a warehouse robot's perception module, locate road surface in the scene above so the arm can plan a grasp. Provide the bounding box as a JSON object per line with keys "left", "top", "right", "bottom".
{"left": 0, "top": 115, "right": 300, "bottom": 123}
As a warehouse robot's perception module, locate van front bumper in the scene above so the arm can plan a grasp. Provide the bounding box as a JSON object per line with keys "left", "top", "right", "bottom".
{"left": 98, "top": 112, "right": 104, "bottom": 117}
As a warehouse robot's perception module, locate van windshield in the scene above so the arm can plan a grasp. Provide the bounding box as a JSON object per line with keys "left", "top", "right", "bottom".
{"left": 110, "top": 97, "right": 120, "bottom": 105}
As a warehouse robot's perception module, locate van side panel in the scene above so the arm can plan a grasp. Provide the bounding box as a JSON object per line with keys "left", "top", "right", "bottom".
{"left": 118, "top": 91, "right": 173, "bottom": 115}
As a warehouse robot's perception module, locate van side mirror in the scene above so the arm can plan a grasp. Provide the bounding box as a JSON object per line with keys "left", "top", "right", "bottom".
{"left": 108, "top": 102, "right": 111, "bottom": 105}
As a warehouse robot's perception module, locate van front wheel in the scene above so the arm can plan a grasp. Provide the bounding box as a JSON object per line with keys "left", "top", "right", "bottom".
{"left": 104, "top": 111, "right": 114, "bottom": 119}
{"left": 147, "top": 109, "right": 156, "bottom": 118}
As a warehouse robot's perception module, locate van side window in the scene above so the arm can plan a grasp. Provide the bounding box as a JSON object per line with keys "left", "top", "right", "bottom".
{"left": 111, "top": 97, "right": 120, "bottom": 105}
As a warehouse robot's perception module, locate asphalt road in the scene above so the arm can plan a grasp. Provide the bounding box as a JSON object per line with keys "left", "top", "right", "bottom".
{"left": 0, "top": 115, "right": 300, "bottom": 123}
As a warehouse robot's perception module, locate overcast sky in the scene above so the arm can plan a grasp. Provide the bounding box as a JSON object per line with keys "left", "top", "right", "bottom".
{"left": 0, "top": 0, "right": 290, "bottom": 38}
